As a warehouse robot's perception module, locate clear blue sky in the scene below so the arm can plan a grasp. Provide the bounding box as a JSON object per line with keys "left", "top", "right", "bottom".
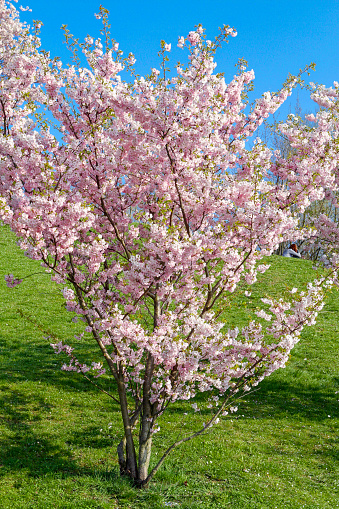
{"left": 21, "top": 0, "right": 339, "bottom": 115}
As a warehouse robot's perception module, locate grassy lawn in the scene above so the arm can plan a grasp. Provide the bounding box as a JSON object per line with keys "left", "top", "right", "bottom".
{"left": 0, "top": 223, "right": 338, "bottom": 508}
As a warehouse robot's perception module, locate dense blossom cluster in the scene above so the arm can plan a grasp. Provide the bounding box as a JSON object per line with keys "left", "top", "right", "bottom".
{"left": 278, "top": 83, "right": 339, "bottom": 264}
{"left": 1, "top": 0, "right": 339, "bottom": 484}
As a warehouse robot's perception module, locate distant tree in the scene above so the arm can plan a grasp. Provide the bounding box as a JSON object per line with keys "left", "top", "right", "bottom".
{"left": 259, "top": 98, "right": 339, "bottom": 262}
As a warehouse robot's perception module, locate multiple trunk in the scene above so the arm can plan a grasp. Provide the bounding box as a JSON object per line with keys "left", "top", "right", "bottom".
{"left": 116, "top": 357, "right": 155, "bottom": 487}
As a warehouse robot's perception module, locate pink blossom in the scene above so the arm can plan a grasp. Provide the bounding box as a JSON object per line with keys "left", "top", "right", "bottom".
{"left": 187, "top": 31, "right": 200, "bottom": 46}
{"left": 255, "top": 310, "right": 272, "bottom": 321}
{"left": 5, "top": 274, "right": 23, "bottom": 287}
{"left": 177, "top": 36, "right": 185, "bottom": 48}
{"left": 127, "top": 54, "right": 136, "bottom": 65}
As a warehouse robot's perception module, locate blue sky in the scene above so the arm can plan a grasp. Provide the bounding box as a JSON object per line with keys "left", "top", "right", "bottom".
{"left": 20, "top": 0, "right": 339, "bottom": 116}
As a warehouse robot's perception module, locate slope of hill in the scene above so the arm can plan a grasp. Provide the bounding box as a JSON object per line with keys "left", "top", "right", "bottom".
{"left": 0, "top": 223, "right": 338, "bottom": 508}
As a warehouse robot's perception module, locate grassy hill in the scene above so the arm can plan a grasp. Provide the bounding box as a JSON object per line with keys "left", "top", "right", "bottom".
{"left": 0, "top": 223, "right": 338, "bottom": 508}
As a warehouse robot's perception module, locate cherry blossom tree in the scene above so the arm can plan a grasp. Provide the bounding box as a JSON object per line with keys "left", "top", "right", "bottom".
{"left": 260, "top": 105, "right": 339, "bottom": 261}
{"left": 1, "top": 0, "right": 338, "bottom": 486}
{"left": 277, "top": 92, "right": 339, "bottom": 265}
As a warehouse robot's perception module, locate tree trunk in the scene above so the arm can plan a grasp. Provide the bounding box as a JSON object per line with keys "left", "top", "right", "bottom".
{"left": 139, "top": 421, "right": 153, "bottom": 482}
{"left": 117, "top": 376, "right": 138, "bottom": 480}
{"left": 138, "top": 351, "right": 155, "bottom": 482}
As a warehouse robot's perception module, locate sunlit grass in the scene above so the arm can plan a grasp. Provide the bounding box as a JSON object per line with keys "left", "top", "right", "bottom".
{"left": 0, "top": 223, "right": 338, "bottom": 508}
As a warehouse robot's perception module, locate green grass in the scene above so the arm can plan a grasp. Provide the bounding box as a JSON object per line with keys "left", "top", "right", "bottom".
{"left": 0, "top": 223, "right": 338, "bottom": 508}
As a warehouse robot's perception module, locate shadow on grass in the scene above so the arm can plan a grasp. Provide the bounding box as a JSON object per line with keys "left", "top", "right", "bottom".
{"left": 0, "top": 387, "right": 130, "bottom": 491}
{"left": 181, "top": 375, "right": 339, "bottom": 424}
{"left": 0, "top": 388, "right": 78, "bottom": 476}
{"left": 247, "top": 376, "right": 339, "bottom": 420}
{"left": 70, "top": 427, "right": 118, "bottom": 449}
{"left": 1, "top": 318, "right": 338, "bottom": 489}
{"left": 0, "top": 345, "right": 123, "bottom": 482}
{"left": 2, "top": 334, "right": 337, "bottom": 423}
{"left": 0, "top": 334, "right": 120, "bottom": 398}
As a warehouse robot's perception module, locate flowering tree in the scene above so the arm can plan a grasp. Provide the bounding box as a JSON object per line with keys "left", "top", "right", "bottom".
{"left": 1, "top": 0, "right": 339, "bottom": 486}
{"left": 260, "top": 106, "right": 339, "bottom": 261}
{"left": 277, "top": 90, "right": 339, "bottom": 264}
